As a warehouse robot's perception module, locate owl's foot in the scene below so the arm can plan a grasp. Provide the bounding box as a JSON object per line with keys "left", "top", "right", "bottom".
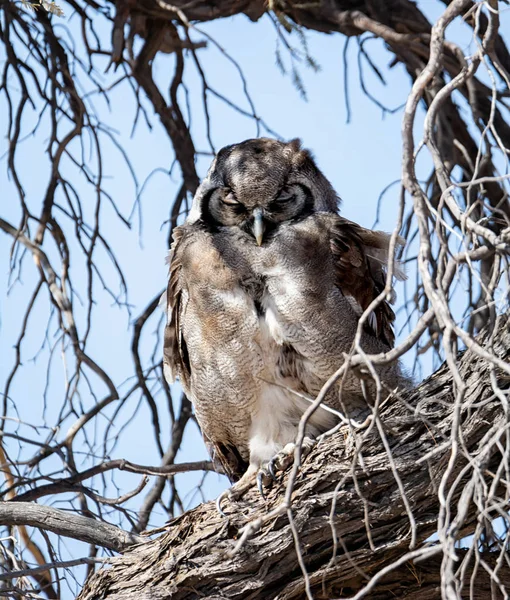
{"left": 256, "top": 436, "right": 316, "bottom": 498}
{"left": 216, "top": 437, "right": 316, "bottom": 516}
{"left": 216, "top": 468, "right": 259, "bottom": 516}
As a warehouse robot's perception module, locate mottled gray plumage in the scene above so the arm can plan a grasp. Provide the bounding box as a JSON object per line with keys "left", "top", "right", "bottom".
{"left": 164, "top": 138, "right": 408, "bottom": 486}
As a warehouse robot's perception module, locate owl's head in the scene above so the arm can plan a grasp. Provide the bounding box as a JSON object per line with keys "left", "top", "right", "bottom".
{"left": 188, "top": 138, "right": 340, "bottom": 245}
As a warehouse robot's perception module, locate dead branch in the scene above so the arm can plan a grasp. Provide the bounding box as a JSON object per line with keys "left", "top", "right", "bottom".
{"left": 6, "top": 459, "right": 214, "bottom": 503}
{"left": 0, "top": 503, "right": 145, "bottom": 553}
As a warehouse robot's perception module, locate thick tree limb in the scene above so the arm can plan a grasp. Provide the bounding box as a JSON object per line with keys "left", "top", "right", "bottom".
{"left": 0, "top": 503, "right": 146, "bottom": 553}
{"left": 77, "top": 314, "right": 510, "bottom": 599}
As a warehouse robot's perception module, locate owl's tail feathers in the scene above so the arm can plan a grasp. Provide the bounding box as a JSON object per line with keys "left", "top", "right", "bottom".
{"left": 361, "top": 230, "right": 407, "bottom": 286}
{"left": 356, "top": 229, "right": 407, "bottom": 347}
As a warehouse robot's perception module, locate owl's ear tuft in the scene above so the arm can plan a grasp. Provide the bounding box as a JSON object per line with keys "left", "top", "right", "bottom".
{"left": 285, "top": 138, "right": 302, "bottom": 155}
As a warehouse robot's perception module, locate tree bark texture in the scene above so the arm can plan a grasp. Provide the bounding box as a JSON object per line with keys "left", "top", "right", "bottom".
{"left": 77, "top": 314, "right": 510, "bottom": 599}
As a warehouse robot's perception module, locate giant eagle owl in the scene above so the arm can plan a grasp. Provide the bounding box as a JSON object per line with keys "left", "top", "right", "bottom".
{"left": 163, "top": 138, "right": 408, "bottom": 500}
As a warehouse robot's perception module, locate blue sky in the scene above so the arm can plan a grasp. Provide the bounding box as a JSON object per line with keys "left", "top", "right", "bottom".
{"left": 1, "top": 2, "right": 509, "bottom": 594}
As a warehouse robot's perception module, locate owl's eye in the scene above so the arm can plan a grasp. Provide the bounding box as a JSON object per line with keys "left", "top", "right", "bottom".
{"left": 276, "top": 189, "right": 295, "bottom": 203}
{"left": 221, "top": 191, "right": 240, "bottom": 206}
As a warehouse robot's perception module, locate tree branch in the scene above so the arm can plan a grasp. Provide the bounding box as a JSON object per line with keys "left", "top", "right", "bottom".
{"left": 7, "top": 459, "right": 214, "bottom": 503}
{"left": 0, "top": 503, "right": 145, "bottom": 553}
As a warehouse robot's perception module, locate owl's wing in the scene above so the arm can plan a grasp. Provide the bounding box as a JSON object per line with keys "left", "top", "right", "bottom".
{"left": 329, "top": 215, "right": 406, "bottom": 348}
{"left": 163, "top": 226, "right": 191, "bottom": 390}
{"left": 203, "top": 436, "right": 249, "bottom": 483}
{"left": 163, "top": 226, "right": 250, "bottom": 483}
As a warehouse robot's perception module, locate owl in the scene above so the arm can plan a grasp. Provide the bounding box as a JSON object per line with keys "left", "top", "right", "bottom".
{"left": 163, "top": 138, "right": 408, "bottom": 503}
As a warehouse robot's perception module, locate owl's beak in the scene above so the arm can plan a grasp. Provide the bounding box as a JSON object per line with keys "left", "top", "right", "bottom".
{"left": 252, "top": 207, "right": 265, "bottom": 246}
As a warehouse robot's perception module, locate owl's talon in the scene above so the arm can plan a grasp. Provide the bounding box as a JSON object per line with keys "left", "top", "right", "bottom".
{"left": 268, "top": 458, "right": 279, "bottom": 480}
{"left": 256, "top": 471, "right": 267, "bottom": 500}
{"left": 216, "top": 490, "right": 229, "bottom": 517}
